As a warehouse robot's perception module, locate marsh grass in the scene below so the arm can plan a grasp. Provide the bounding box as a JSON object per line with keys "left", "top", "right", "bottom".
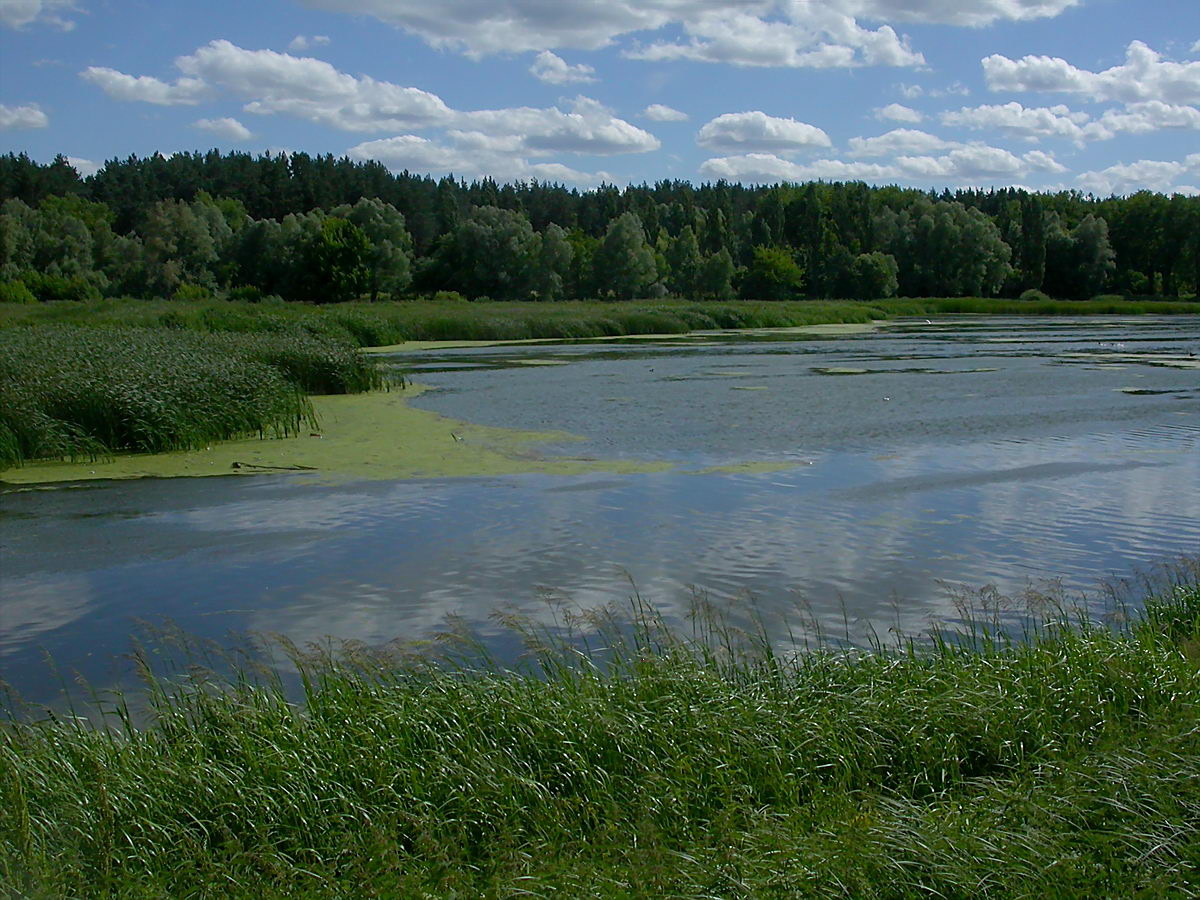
{"left": 3, "top": 565, "right": 1199, "bottom": 898}
{"left": 3, "top": 296, "right": 1197, "bottom": 351}
{"left": 0, "top": 325, "right": 382, "bottom": 468}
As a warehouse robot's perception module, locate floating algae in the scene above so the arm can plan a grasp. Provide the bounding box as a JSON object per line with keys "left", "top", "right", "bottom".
{"left": 2, "top": 385, "right": 670, "bottom": 485}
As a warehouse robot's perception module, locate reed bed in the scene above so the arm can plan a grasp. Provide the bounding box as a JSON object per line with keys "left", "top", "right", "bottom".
{"left": 0, "top": 298, "right": 892, "bottom": 347}
{"left": 2, "top": 296, "right": 1197, "bottom": 352}
{"left": 3, "top": 573, "right": 1198, "bottom": 897}
{"left": 0, "top": 326, "right": 381, "bottom": 468}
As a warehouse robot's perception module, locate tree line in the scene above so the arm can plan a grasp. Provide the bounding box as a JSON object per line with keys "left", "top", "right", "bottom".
{"left": 1, "top": 150, "right": 1198, "bottom": 304}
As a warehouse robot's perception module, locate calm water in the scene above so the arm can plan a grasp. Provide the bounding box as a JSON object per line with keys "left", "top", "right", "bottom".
{"left": 2, "top": 317, "right": 1199, "bottom": 705}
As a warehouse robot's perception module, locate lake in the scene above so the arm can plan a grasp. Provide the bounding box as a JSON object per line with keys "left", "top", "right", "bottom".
{"left": 2, "top": 316, "right": 1198, "bottom": 707}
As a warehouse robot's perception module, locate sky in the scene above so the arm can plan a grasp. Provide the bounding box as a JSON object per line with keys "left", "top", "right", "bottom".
{"left": 1, "top": 0, "right": 1198, "bottom": 196}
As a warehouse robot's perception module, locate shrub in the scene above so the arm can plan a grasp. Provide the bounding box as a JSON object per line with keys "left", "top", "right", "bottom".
{"left": 1019, "top": 288, "right": 1052, "bottom": 302}
{"left": 20, "top": 271, "right": 103, "bottom": 302}
{"left": 173, "top": 282, "right": 212, "bottom": 300}
{"left": 432, "top": 290, "right": 469, "bottom": 303}
{"left": 227, "top": 285, "right": 265, "bottom": 303}
{"left": 0, "top": 280, "right": 36, "bottom": 304}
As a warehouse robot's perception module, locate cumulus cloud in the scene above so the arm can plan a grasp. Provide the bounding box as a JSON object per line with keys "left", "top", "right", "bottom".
{"left": 295, "top": 0, "right": 1077, "bottom": 59}
{"left": 875, "top": 103, "right": 922, "bottom": 123}
{"left": 697, "top": 111, "right": 831, "bottom": 154}
{"left": 983, "top": 40, "right": 1200, "bottom": 104}
{"left": 0, "top": 103, "right": 49, "bottom": 129}
{"left": 941, "top": 102, "right": 1090, "bottom": 142}
{"left": 346, "top": 134, "right": 611, "bottom": 184}
{"left": 193, "top": 116, "right": 254, "bottom": 141}
{"left": 66, "top": 156, "right": 100, "bottom": 177}
{"left": 1089, "top": 101, "right": 1200, "bottom": 138}
{"left": 171, "top": 40, "right": 453, "bottom": 130}
{"left": 0, "top": 0, "right": 77, "bottom": 30}
{"left": 458, "top": 96, "right": 660, "bottom": 155}
{"left": 529, "top": 51, "right": 596, "bottom": 84}
{"left": 627, "top": 8, "right": 924, "bottom": 69}
{"left": 81, "top": 42, "right": 655, "bottom": 158}
{"left": 701, "top": 141, "right": 1065, "bottom": 186}
{"left": 843, "top": 0, "right": 1080, "bottom": 27}
{"left": 642, "top": 103, "right": 688, "bottom": 122}
{"left": 699, "top": 152, "right": 896, "bottom": 184}
{"left": 848, "top": 128, "right": 955, "bottom": 157}
{"left": 941, "top": 99, "right": 1200, "bottom": 142}
{"left": 288, "top": 34, "right": 330, "bottom": 52}
{"left": 81, "top": 67, "right": 209, "bottom": 105}
{"left": 1076, "top": 153, "right": 1200, "bottom": 195}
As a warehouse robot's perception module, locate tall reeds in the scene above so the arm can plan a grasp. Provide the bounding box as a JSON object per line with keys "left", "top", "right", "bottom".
{"left": 0, "top": 325, "right": 381, "bottom": 468}
{"left": 2, "top": 572, "right": 1198, "bottom": 896}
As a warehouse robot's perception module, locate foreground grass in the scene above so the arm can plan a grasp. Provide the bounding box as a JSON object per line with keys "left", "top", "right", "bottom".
{"left": 0, "top": 326, "right": 381, "bottom": 468}
{"left": 3, "top": 576, "right": 1199, "bottom": 898}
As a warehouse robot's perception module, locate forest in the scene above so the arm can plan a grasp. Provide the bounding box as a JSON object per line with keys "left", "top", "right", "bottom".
{"left": 2, "top": 150, "right": 1198, "bottom": 305}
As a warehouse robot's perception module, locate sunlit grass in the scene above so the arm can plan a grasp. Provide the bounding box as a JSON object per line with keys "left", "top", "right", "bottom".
{"left": 2, "top": 566, "right": 1198, "bottom": 897}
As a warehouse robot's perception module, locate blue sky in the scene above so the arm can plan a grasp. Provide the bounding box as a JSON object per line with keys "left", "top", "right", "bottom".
{"left": 2, "top": 0, "right": 1198, "bottom": 195}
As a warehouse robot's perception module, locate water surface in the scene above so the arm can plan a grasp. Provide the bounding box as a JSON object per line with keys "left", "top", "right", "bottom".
{"left": 2, "top": 317, "right": 1198, "bottom": 705}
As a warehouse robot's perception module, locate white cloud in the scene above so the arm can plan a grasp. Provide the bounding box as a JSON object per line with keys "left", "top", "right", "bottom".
{"left": 1022, "top": 149, "right": 1067, "bottom": 172}
{"left": 875, "top": 103, "right": 922, "bottom": 123}
{"left": 1192, "top": 39, "right": 1200, "bottom": 54}
{"left": 941, "top": 101, "right": 1090, "bottom": 142}
{"left": 175, "top": 40, "right": 454, "bottom": 131}
{"left": 458, "top": 96, "right": 660, "bottom": 155}
{"left": 0, "top": 0, "right": 77, "bottom": 30}
{"left": 193, "top": 116, "right": 254, "bottom": 141}
{"left": 0, "top": 102, "right": 49, "bottom": 129}
{"left": 287, "top": 34, "right": 330, "bottom": 52}
{"left": 697, "top": 111, "right": 831, "bottom": 154}
{"left": 642, "top": 103, "right": 688, "bottom": 122}
{"left": 699, "top": 152, "right": 897, "bottom": 184}
{"left": 983, "top": 40, "right": 1200, "bottom": 104}
{"left": 848, "top": 128, "right": 955, "bottom": 157}
{"left": 346, "top": 134, "right": 611, "bottom": 185}
{"left": 845, "top": 0, "right": 1081, "bottom": 27}
{"left": 941, "top": 99, "right": 1200, "bottom": 142}
{"left": 627, "top": 8, "right": 924, "bottom": 70}
{"left": 82, "top": 42, "right": 655, "bottom": 158}
{"left": 67, "top": 156, "right": 100, "bottom": 177}
{"left": 81, "top": 67, "right": 209, "bottom": 105}
{"left": 295, "top": 0, "right": 1077, "bottom": 59}
{"left": 529, "top": 51, "right": 596, "bottom": 84}
{"left": 1076, "top": 153, "right": 1200, "bottom": 195}
{"left": 1088, "top": 101, "right": 1200, "bottom": 138}
{"left": 701, "top": 139, "right": 1062, "bottom": 186}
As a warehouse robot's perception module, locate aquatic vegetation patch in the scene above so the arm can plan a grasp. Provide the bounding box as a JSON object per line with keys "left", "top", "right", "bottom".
{"left": 0, "top": 326, "right": 381, "bottom": 469}
{"left": 1, "top": 574, "right": 1198, "bottom": 896}
{"left": 1, "top": 387, "right": 671, "bottom": 484}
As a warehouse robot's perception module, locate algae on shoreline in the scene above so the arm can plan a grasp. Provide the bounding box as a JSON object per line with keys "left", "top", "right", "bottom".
{"left": 1, "top": 385, "right": 670, "bottom": 485}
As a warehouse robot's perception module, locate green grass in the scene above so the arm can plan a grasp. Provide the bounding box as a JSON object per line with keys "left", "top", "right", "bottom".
{"left": 2, "top": 296, "right": 1197, "bottom": 351}
{"left": 879, "top": 296, "right": 1200, "bottom": 316}
{"left": 0, "top": 325, "right": 382, "bottom": 468}
{"left": 3, "top": 570, "right": 1199, "bottom": 898}
{"left": 0, "top": 298, "right": 896, "bottom": 346}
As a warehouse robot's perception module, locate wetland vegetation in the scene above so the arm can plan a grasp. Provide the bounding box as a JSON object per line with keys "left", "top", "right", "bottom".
{"left": 3, "top": 572, "right": 1199, "bottom": 897}
{"left": 4, "top": 152, "right": 1200, "bottom": 896}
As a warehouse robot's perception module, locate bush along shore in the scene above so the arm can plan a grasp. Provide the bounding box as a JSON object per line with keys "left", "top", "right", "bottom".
{"left": 2, "top": 574, "right": 1199, "bottom": 897}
